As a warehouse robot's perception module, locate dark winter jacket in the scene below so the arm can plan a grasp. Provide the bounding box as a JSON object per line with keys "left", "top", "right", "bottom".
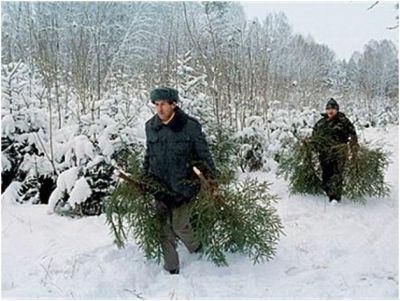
{"left": 312, "top": 111, "right": 358, "bottom": 156}
{"left": 143, "top": 107, "right": 217, "bottom": 207}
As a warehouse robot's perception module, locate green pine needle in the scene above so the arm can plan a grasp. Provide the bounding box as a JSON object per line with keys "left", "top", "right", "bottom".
{"left": 105, "top": 154, "right": 284, "bottom": 267}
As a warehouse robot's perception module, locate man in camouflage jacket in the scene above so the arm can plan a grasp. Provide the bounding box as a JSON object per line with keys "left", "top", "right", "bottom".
{"left": 312, "top": 98, "right": 359, "bottom": 203}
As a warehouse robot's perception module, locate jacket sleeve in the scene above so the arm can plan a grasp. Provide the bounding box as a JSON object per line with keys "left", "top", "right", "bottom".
{"left": 142, "top": 126, "right": 150, "bottom": 175}
{"left": 192, "top": 122, "right": 217, "bottom": 179}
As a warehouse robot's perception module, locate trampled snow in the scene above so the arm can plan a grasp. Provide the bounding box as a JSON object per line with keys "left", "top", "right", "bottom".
{"left": 2, "top": 126, "right": 398, "bottom": 299}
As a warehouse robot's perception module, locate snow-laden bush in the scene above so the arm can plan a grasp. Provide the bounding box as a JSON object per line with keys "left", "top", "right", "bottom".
{"left": 57, "top": 135, "right": 95, "bottom": 168}
{"left": 2, "top": 115, "right": 15, "bottom": 138}
{"left": 235, "top": 125, "right": 267, "bottom": 172}
{"left": 48, "top": 154, "right": 119, "bottom": 216}
{"left": 48, "top": 167, "right": 81, "bottom": 214}
{"left": 2, "top": 181, "right": 23, "bottom": 205}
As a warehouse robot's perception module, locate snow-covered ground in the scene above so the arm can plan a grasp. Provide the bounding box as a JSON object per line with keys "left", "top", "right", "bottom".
{"left": 2, "top": 126, "right": 398, "bottom": 299}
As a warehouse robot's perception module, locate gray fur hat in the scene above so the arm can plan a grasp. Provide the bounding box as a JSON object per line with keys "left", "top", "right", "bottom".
{"left": 150, "top": 87, "right": 179, "bottom": 104}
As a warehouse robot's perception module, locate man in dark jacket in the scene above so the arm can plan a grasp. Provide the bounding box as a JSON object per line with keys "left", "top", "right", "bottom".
{"left": 143, "top": 87, "right": 217, "bottom": 274}
{"left": 312, "top": 98, "right": 359, "bottom": 204}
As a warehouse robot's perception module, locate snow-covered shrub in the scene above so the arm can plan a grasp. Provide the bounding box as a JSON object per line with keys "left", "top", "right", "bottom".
{"left": 18, "top": 153, "right": 56, "bottom": 204}
{"left": 1, "top": 129, "right": 49, "bottom": 195}
{"left": 3, "top": 130, "right": 56, "bottom": 203}
{"left": 56, "top": 135, "right": 95, "bottom": 168}
{"left": 235, "top": 116, "right": 267, "bottom": 172}
{"left": 1, "top": 63, "right": 55, "bottom": 203}
{"left": 80, "top": 156, "right": 117, "bottom": 215}
{"left": 48, "top": 167, "right": 86, "bottom": 215}
{"left": 2, "top": 181, "right": 23, "bottom": 205}
{"left": 47, "top": 109, "right": 146, "bottom": 216}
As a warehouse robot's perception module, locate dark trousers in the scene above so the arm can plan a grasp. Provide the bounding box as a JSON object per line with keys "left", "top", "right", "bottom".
{"left": 319, "top": 155, "right": 345, "bottom": 201}
{"left": 155, "top": 200, "right": 200, "bottom": 272}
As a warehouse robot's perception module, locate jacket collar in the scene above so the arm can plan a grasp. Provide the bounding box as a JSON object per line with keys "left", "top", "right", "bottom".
{"left": 149, "top": 107, "right": 188, "bottom": 132}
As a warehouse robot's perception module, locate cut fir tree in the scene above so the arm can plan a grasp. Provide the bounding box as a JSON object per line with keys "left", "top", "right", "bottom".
{"left": 276, "top": 137, "right": 324, "bottom": 195}
{"left": 277, "top": 136, "right": 391, "bottom": 203}
{"left": 105, "top": 154, "right": 284, "bottom": 267}
{"left": 191, "top": 169, "right": 284, "bottom": 266}
{"left": 336, "top": 143, "right": 391, "bottom": 201}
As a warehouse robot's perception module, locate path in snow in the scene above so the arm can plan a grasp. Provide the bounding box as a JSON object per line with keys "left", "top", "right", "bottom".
{"left": 2, "top": 126, "right": 398, "bottom": 299}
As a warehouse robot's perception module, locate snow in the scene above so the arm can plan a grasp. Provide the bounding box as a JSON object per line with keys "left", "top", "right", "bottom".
{"left": 19, "top": 154, "right": 54, "bottom": 177}
{"left": 68, "top": 177, "right": 92, "bottom": 206}
{"left": 59, "top": 135, "right": 95, "bottom": 167}
{"left": 1, "top": 115, "right": 15, "bottom": 138}
{"left": 98, "top": 133, "right": 115, "bottom": 159}
{"left": 2, "top": 181, "right": 23, "bottom": 205}
{"left": 1, "top": 155, "right": 12, "bottom": 172}
{"left": 2, "top": 126, "right": 398, "bottom": 299}
{"left": 48, "top": 167, "right": 80, "bottom": 212}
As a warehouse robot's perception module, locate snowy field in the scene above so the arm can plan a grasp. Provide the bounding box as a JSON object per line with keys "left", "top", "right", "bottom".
{"left": 2, "top": 126, "right": 398, "bottom": 299}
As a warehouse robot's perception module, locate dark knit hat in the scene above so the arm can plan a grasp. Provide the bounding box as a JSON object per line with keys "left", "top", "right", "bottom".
{"left": 326, "top": 98, "right": 339, "bottom": 110}
{"left": 150, "top": 87, "right": 179, "bottom": 104}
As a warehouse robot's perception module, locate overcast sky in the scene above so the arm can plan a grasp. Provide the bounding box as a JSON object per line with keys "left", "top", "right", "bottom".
{"left": 241, "top": 1, "right": 398, "bottom": 60}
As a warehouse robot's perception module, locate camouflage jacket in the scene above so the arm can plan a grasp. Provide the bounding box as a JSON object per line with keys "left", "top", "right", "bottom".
{"left": 312, "top": 111, "right": 358, "bottom": 155}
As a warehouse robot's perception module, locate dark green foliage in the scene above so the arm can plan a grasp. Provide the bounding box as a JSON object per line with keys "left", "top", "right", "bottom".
{"left": 1, "top": 136, "right": 40, "bottom": 193}
{"left": 277, "top": 136, "right": 391, "bottom": 203}
{"left": 208, "top": 125, "right": 239, "bottom": 184}
{"left": 38, "top": 176, "right": 57, "bottom": 204}
{"left": 105, "top": 154, "right": 284, "bottom": 267}
{"left": 20, "top": 175, "right": 52, "bottom": 204}
{"left": 111, "top": 141, "right": 145, "bottom": 171}
{"left": 70, "top": 143, "right": 143, "bottom": 216}
{"left": 191, "top": 178, "right": 284, "bottom": 266}
{"left": 277, "top": 138, "right": 324, "bottom": 195}
{"left": 105, "top": 154, "right": 163, "bottom": 262}
{"left": 2, "top": 133, "right": 57, "bottom": 204}
{"left": 20, "top": 174, "right": 40, "bottom": 204}
{"left": 81, "top": 158, "right": 116, "bottom": 215}
{"left": 333, "top": 143, "right": 391, "bottom": 203}
{"left": 19, "top": 174, "right": 57, "bottom": 204}
{"left": 237, "top": 131, "right": 265, "bottom": 172}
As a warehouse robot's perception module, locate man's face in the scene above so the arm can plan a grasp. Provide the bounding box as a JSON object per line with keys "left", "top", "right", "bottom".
{"left": 155, "top": 100, "right": 176, "bottom": 121}
{"left": 326, "top": 108, "right": 338, "bottom": 119}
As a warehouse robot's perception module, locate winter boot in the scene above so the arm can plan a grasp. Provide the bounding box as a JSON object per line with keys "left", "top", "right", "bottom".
{"left": 168, "top": 268, "right": 179, "bottom": 275}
